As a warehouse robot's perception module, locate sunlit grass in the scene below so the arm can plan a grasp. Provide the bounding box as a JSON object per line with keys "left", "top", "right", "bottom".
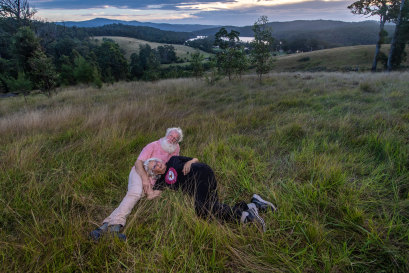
{"left": 93, "top": 36, "right": 212, "bottom": 62}
{"left": 1, "top": 72, "right": 409, "bottom": 272}
{"left": 273, "top": 45, "right": 409, "bottom": 72}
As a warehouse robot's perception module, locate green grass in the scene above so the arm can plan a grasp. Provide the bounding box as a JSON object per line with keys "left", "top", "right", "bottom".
{"left": 92, "top": 36, "right": 213, "bottom": 62}
{"left": 1, "top": 72, "right": 409, "bottom": 272}
{"left": 272, "top": 45, "right": 409, "bottom": 72}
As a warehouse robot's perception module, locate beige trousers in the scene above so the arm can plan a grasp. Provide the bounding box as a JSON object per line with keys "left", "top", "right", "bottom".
{"left": 103, "top": 166, "right": 144, "bottom": 227}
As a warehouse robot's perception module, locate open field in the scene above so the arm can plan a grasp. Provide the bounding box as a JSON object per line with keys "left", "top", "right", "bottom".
{"left": 93, "top": 36, "right": 213, "bottom": 62}
{"left": 272, "top": 45, "right": 409, "bottom": 72}
{"left": 1, "top": 72, "right": 409, "bottom": 272}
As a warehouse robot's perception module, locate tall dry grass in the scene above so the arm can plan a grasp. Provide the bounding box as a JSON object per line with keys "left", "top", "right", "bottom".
{"left": 1, "top": 72, "right": 409, "bottom": 272}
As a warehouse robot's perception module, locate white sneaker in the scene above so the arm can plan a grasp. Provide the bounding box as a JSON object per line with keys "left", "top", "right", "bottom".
{"left": 251, "top": 194, "right": 277, "bottom": 213}
{"left": 241, "top": 203, "right": 266, "bottom": 232}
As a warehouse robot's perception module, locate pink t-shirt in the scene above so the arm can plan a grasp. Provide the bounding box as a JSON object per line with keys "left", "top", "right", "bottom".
{"left": 137, "top": 139, "right": 180, "bottom": 184}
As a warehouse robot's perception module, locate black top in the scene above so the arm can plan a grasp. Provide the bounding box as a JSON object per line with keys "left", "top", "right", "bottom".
{"left": 153, "top": 156, "right": 217, "bottom": 195}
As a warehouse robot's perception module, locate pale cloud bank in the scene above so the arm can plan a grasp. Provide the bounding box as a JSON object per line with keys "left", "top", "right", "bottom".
{"left": 32, "top": 0, "right": 365, "bottom": 25}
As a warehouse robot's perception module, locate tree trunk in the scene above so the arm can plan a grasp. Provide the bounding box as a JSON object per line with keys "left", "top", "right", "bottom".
{"left": 387, "top": 0, "right": 406, "bottom": 71}
{"left": 372, "top": 17, "right": 386, "bottom": 72}
{"left": 17, "top": 0, "right": 21, "bottom": 22}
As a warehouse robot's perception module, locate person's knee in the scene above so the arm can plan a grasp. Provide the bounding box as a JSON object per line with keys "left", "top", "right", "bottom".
{"left": 125, "top": 189, "right": 143, "bottom": 200}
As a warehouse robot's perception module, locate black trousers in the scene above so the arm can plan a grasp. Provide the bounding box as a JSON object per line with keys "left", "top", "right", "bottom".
{"left": 184, "top": 164, "right": 248, "bottom": 222}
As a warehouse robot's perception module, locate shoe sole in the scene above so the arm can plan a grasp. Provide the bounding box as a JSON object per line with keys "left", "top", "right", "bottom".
{"left": 247, "top": 203, "right": 266, "bottom": 232}
{"left": 252, "top": 194, "right": 277, "bottom": 212}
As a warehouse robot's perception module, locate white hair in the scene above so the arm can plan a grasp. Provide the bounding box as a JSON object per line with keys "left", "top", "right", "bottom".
{"left": 165, "top": 127, "right": 183, "bottom": 142}
{"left": 160, "top": 138, "right": 178, "bottom": 153}
{"left": 143, "top": 158, "right": 163, "bottom": 179}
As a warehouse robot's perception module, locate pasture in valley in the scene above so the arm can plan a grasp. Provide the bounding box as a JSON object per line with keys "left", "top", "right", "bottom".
{"left": 93, "top": 36, "right": 212, "bottom": 62}
{"left": 93, "top": 36, "right": 409, "bottom": 73}
{"left": 272, "top": 45, "right": 409, "bottom": 72}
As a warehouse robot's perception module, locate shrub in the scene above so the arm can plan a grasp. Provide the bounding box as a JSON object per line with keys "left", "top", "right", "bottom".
{"left": 297, "top": 57, "right": 310, "bottom": 62}
{"left": 7, "top": 72, "right": 32, "bottom": 96}
{"left": 359, "top": 82, "right": 376, "bottom": 93}
{"left": 282, "top": 123, "right": 306, "bottom": 142}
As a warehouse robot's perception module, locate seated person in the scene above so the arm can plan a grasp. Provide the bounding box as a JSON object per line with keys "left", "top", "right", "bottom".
{"left": 90, "top": 127, "right": 183, "bottom": 241}
{"left": 144, "top": 156, "right": 277, "bottom": 232}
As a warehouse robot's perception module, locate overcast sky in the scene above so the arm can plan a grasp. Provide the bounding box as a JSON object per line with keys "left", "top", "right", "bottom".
{"left": 31, "top": 0, "right": 368, "bottom": 26}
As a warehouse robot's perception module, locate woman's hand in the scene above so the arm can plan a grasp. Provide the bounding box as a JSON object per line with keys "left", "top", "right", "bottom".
{"left": 142, "top": 178, "right": 153, "bottom": 195}
{"left": 182, "top": 162, "right": 192, "bottom": 175}
{"left": 182, "top": 158, "right": 198, "bottom": 175}
{"left": 146, "top": 190, "right": 162, "bottom": 200}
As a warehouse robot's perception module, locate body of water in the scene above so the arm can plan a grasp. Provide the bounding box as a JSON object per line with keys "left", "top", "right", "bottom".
{"left": 187, "top": 36, "right": 254, "bottom": 43}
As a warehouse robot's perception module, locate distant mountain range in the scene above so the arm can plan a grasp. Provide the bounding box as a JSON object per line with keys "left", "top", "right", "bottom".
{"left": 55, "top": 18, "right": 396, "bottom": 48}
{"left": 55, "top": 18, "right": 221, "bottom": 32}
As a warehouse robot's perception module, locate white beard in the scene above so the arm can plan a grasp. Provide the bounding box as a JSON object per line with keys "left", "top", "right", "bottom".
{"left": 160, "top": 138, "right": 178, "bottom": 154}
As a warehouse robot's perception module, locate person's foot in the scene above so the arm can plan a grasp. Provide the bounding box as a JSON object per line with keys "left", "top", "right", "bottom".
{"left": 251, "top": 194, "right": 277, "bottom": 213}
{"left": 108, "top": 231, "right": 127, "bottom": 242}
{"left": 115, "top": 233, "right": 127, "bottom": 242}
{"left": 90, "top": 228, "right": 104, "bottom": 241}
{"left": 89, "top": 222, "right": 109, "bottom": 241}
{"left": 241, "top": 203, "right": 266, "bottom": 232}
{"left": 107, "top": 225, "right": 126, "bottom": 242}
{"left": 108, "top": 224, "right": 122, "bottom": 233}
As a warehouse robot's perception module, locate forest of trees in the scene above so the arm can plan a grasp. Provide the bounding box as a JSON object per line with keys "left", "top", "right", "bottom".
{"left": 0, "top": 10, "right": 199, "bottom": 96}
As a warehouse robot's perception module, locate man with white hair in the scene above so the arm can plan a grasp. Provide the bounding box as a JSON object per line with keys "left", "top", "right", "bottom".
{"left": 90, "top": 127, "right": 183, "bottom": 241}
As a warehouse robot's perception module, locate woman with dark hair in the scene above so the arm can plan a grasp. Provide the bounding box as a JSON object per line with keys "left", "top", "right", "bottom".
{"left": 144, "top": 156, "right": 277, "bottom": 232}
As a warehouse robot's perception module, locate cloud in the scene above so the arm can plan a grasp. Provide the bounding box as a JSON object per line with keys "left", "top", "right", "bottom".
{"left": 160, "top": 0, "right": 360, "bottom": 25}
{"left": 33, "top": 0, "right": 363, "bottom": 25}
{"left": 31, "top": 0, "right": 232, "bottom": 10}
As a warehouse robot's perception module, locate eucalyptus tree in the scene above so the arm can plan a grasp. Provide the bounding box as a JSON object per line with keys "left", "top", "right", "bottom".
{"left": 251, "top": 16, "right": 274, "bottom": 82}
{"left": 348, "top": 0, "right": 401, "bottom": 71}
{"left": 0, "top": 0, "right": 36, "bottom": 26}
{"left": 190, "top": 50, "right": 204, "bottom": 78}
{"left": 387, "top": 0, "right": 408, "bottom": 70}
{"left": 214, "top": 27, "right": 246, "bottom": 80}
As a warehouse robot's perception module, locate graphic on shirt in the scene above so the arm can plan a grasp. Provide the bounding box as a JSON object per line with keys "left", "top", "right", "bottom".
{"left": 165, "top": 167, "right": 177, "bottom": 184}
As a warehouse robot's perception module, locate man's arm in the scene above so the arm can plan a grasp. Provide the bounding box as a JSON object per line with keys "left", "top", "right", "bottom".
{"left": 182, "top": 158, "right": 199, "bottom": 175}
{"left": 135, "top": 159, "right": 153, "bottom": 196}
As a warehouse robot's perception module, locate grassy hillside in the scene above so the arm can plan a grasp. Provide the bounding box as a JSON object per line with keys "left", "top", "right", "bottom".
{"left": 195, "top": 20, "right": 396, "bottom": 47}
{"left": 1, "top": 72, "right": 409, "bottom": 272}
{"left": 93, "top": 36, "right": 212, "bottom": 62}
{"left": 272, "top": 45, "right": 409, "bottom": 72}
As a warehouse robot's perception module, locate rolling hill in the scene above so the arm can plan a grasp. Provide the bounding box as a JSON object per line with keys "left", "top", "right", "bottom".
{"left": 97, "top": 36, "right": 407, "bottom": 71}
{"left": 92, "top": 36, "right": 213, "bottom": 62}
{"left": 272, "top": 44, "right": 409, "bottom": 72}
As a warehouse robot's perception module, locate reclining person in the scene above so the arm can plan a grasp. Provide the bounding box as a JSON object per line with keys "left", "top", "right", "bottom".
{"left": 144, "top": 156, "right": 277, "bottom": 231}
